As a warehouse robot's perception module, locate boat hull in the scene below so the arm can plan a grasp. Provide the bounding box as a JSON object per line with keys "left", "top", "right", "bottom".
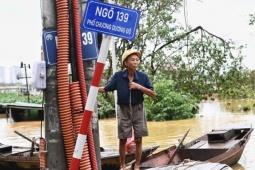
{"left": 101, "top": 145, "right": 159, "bottom": 170}
{"left": 0, "top": 145, "right": 159, "bottom": 170}
{"left": 0, "top": 156, "right": 39, "bottom": 170}
{"left": 138, "top": 123, "right": 253, "bottom": 169}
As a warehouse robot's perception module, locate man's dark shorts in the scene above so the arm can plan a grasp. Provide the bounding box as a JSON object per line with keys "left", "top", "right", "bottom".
{"left": 117, "top": 103, "right": 148, "bottom": 139}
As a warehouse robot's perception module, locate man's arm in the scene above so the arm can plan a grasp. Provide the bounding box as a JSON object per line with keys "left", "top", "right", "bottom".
{"left": 129, "top": 82, "right": 156, "bottom": 98}
{"left": 138, "top": 84, "right": 156, "bottom": 98}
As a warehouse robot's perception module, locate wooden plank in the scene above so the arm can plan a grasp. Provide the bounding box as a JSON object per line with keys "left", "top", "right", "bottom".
{"left": 189, "top": 141, "right": 207, "bottom": 149}
{"left": 207, "top": 129, "right": 234, "bottom": 143}
{"left": 187, "top": 162, "right": 228, "bottom": 170}
{"left": 212, "top": 164, "right": 231, "bottom": 170}
{"left": 0, "top": 144, "right": 12, "bottom": 153}
{"left": 168, "top": 128, "right": 190, "bottom": 164}
{"left": 208, "top": 130, "right": 229, "bottom": 134}
{"left": 199, "top": 140, "right": 239, "bottom": 149}
{"left": 146, "top": 162, "right": 232, "bottom": 170}
{"left": 100, "top": 150, "right": 119, "bottom": 158}
{"left": 1, "top": 147, "right": 32, "bottom": 156}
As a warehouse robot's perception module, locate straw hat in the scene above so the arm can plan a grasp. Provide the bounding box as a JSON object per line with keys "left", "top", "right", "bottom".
{"left": 121, "top": 49, "right": 141, "bottom": 68}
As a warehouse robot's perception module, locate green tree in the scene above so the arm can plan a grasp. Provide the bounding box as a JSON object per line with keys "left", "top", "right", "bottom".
{"left": 144, "top": 79, "right": 198, "bottom": 121}
{"left": 106, "top": 0, "right": 245, "bottom": 100}
{"left": 218, "top": 68, "right": 255, "bottom": 99}
{"left": 0, "top": 93, "right": 43, "bottom": 104}
{"left": 98, "top": 0, "right": 251, "bottom": 119}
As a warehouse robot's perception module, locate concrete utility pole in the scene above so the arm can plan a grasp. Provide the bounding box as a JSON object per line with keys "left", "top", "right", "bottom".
{"left": 41, "top": 0, "right": 68, "bottom": 169}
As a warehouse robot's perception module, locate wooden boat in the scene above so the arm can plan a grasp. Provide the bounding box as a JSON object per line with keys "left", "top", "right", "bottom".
{"left": 0, "top": 145, "right": 39, "bottom": 170}
{"left": 0, "top": 104, "right": 7, "bottom": 114}
{"left": 3, "top": 102, "right": 44, "bottom": 122}
{"left": 101, "top": 145, "right": 160, "bottom": 170}
{"left": 135, "top": 123, "right": 253, "bottom": 169}
{"left": 145, "top": 160, "right": 233, "bottom": 170}
{"left": 0, "top": 143, "right": 159, "bottom": 170}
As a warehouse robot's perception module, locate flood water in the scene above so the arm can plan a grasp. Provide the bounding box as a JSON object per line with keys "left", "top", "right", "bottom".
{"left": 0, "top": 99, "right": 255, "bottom": 169}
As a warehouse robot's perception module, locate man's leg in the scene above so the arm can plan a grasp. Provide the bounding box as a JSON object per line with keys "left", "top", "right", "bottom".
{"left": 119, "top": 139, "right": 127, "bottom": 169}
{"left": 134, "top": 137, "right": 142, "bottom": 170}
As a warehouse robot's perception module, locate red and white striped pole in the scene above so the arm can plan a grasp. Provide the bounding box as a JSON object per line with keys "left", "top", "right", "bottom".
{"left": 69, "top": 35, "right": 112, "bottom": 170}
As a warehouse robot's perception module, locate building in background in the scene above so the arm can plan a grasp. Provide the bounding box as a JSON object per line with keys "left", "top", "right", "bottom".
{"left": 10, "top": 66, "right": 21, "bottom": 84}
{"left": 0, "top": 66, "right": 5, "bottom": 83}
{"left": 0, "top": 65, "right": 31, "bottom": 85}
{"left": 0, "top": 65, "right": 33, "bottom": 93}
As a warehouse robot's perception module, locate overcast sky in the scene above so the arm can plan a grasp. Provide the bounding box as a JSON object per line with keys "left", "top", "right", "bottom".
{"left": 177, "top": 0, "right": 255, "bottom": 69}
{"left": 0, "top": 0, "right": 254, "bottom": 69}
{"left": 0, "top": 0, "right": 42, "bottom": 67}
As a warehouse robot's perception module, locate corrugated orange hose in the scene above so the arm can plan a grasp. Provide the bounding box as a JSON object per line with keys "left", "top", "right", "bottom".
{"left": 71, "top": 0, "right": 98, "bottom": 169}
{"left": 70, "top": 82, "right": 83, "bottom": 113}
{"left": 40, "top": 138, "right": 46, "bottom": 169}
{"left": 56, "top": 0, "right": 76, "bottom": 167}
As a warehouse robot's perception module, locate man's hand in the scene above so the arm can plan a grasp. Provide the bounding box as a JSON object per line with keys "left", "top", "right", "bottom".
{"left": 129, "top": 82, "right": 141, "bottom": 90}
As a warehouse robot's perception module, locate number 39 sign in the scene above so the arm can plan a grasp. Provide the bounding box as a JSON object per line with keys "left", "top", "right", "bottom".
{"left": 42, "top": 28, "right": 99, "bottom": 66}
{"left": 82, "top": 0, "right": 141, "bottom": 41}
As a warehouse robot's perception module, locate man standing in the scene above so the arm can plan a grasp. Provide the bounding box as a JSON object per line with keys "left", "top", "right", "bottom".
{"left": 99, "top": 49, "right": 156, "bottom": 170}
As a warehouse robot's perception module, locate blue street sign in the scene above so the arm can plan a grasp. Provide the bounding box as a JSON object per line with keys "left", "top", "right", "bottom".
{"left": 42, "top": 28, "right": 98, "bottom": 66}
{"left": 82, "top": 0, "right": 141, "bottom": 41}
{"left": 80, "top": 27, "right": 99, "bottom": 61}
{"left": 42, "top": 29, "right": 57, "bottom": 66}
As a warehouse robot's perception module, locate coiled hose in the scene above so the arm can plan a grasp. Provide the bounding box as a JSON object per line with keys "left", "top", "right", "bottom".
{"left": 70, "top": 82, "right": 83, "bottom": 113}
{"left": 56, "top": 0, "right": 97, "bottom": 169}
{"left": 40, "top": 138, "right": 47, "bottom": 169}
{"left": 56, "top": 0, "right": 76, "bottom": 167}
{"left": 71, "top": 0, "right": 98, "bottom": 169}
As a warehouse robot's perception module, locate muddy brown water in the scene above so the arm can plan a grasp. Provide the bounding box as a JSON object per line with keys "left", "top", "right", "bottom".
{"left": 0, "top": 99, "right": 254, "bottom": 169}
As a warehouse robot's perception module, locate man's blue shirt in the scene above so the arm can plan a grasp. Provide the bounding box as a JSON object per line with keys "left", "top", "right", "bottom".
{"left": 104, "top": 69, "right": 154, "bottom": 105}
